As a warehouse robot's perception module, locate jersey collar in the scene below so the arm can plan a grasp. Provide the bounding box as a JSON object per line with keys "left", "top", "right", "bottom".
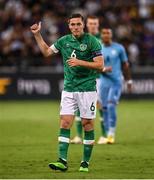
{"left": 71, "top": 33, "right": 85, "bottom": 42}
{"left": 103, "top": 41, "right": 113, "bottom": 47}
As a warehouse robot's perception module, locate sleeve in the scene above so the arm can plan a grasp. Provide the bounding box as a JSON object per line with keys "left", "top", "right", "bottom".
{"left": 49, "top": 37, "right": 63, "bottom": 54}
{"left": 50, "top": 44, "right": 59, "bottom": 53}
{"left": 90, "top": 36, "right": 102, "bottom": 58}
{"left": 119, "top": 45, "right": 128, "bottom": 63}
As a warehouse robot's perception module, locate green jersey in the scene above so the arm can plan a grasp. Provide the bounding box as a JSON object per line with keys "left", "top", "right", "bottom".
{"left": 92, "top": 33, "right": 101, "bottom": 79}
{"left": 51, "top": 33, "right": 102, "bottom": 92}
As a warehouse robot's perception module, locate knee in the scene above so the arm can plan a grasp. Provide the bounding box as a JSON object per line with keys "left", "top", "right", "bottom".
{"left": 60, "top": 117, "right": 72, "bottom": 129}
{"left": 108, "top": 101, "right": 116, "bottom": 109}
{"left": 82, "top": 120, "right": 94, "bottom": 131}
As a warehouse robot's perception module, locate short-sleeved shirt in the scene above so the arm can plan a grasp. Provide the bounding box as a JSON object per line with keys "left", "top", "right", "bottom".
{"left": 93, "top": 33, "right": 101, "bottom": 78}
{"left": 100, "top": 42, "right": 128, "bottom": 86}
{"left": 50, "top": 33, "right": 102, "bottom": 92}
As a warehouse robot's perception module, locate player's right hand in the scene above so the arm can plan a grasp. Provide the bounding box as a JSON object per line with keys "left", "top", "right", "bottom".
{"left": 127, "top": 82, "right": 133, "bottom": 93}
{"left": 30, "top": 22, "right": 41, "bottom": 34}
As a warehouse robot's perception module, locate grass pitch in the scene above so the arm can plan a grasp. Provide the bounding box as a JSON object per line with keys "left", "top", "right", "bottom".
{"left": 0, "top": 100, "right": 154, "bottom": 179}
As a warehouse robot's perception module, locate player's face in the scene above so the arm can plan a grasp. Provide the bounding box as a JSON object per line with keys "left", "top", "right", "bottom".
{"left": 101, "top": 29, "right": 112, "bottom": 44}
{"left": 68, "top": 18, "right": 84, "bottom": 37}
{"left": 86, "top": 18, "right": 99, "bottom": 35}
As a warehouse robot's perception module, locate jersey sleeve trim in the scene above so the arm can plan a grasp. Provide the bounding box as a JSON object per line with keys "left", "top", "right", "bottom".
{"left": 92, "top": 50, "right": 102, "bottom": 58}
{"left": 50, "top": 44, "right": 59, "bottom": 53}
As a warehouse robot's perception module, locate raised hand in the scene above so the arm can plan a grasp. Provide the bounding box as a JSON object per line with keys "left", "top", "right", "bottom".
{"left": 30, "top": 22, "right": 41, "bottom": 35}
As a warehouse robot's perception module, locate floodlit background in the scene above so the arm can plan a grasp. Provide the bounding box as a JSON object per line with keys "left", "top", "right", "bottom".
{"left": 0, "top": 0, "right": 154, "bottom": 179}
{"left": 0, "top": 0, "right": 154, "bottom": 68}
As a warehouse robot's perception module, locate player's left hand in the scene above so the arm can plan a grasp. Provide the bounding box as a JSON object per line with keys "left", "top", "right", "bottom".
{"left": 67, "top": 58, "right": 81, "bottom": 67}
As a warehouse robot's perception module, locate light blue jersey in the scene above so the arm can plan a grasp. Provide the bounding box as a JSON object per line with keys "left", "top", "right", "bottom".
{"left": 99, "top": 42, "right": 128, "bottom": 137}
{"left": 100, "top": 42, "right": 128, "bottom": 86}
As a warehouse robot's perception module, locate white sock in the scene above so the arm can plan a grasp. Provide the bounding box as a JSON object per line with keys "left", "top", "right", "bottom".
{"left": 108, "top": 127, "right": 115, "bottom": 137}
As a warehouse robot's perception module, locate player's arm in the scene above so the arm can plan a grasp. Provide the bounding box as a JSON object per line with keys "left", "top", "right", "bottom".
{"left": 122, "top": 62, "right": 131, "bottom": 80}
{"left": 30, "top": 22, "right": 54, "bottom": 57}
{"left": 122, "top": 61, "right": 133, "bottom": 93}
{"left": 67, "top": 55, "right": 104, "bottom": 70}
{"left": 67, "top": 36, "right": 104, "bottom": 70}
{"left": 120, "top": 45, "right": 133, "bottom": 93}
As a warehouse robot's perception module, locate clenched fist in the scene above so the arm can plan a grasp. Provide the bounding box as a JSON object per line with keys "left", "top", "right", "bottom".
{"left": 30, "top": 22, "right": 41, "bottom": 34}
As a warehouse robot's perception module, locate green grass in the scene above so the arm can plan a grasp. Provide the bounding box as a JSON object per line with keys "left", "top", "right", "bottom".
{"left": 0, "top": 100, "right": 154, "bottom": 179}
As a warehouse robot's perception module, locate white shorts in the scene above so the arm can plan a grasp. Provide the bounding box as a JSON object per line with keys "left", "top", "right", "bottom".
{"left": 60, "top": 91, "right": 97, "bottom": 119}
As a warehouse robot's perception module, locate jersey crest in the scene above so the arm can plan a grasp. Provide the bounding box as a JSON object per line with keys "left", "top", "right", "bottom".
{"left": 80, "top": 44, "right": 87, "bottom": 51}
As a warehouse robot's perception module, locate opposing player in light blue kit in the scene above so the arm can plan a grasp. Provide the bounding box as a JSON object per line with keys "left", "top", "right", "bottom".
{"left": 98, "top": 27, "right": 132, "bottom": 144}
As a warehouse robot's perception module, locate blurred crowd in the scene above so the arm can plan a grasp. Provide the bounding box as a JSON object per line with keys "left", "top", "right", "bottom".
{"left": 0, "top": 0, "right": 154, "bottom": 70}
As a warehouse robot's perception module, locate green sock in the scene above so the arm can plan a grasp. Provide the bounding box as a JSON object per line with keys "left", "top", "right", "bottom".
{"left": 76, "top": 119, "right": 82, "bottom": 138}
{"left": 75, "top": 110, "right": 82, "bottom": 138}
{"left": 58, "top": 128, "right": 70, "bottom": 161}
{"left": 100, "top": 119, "right": 107, "bottom": 137}
{"left": 76, "top": 109, "right": 80, "bottom": 117}
{"left": 83, "top": 130, "right": 94, "bottom": 162}
{"left": 99, "top": 109, "right": 107, "bottom": 137}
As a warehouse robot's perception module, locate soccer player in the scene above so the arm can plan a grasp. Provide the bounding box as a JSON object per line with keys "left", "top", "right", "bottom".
{"left": 30, "top": 14, "right": 104, "bottom": 172}
{"left": 71, "top": 16, "right": 110, "bottom": 144}
{"left": 98, "top": 27, "right": 132, "bottom": 144}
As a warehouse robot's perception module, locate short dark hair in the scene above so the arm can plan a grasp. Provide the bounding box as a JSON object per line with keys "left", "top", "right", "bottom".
{"left": 101, "top": 25, "right": 112, "bottom": 31}
{"left": 87, "top": 15, "right": 99, "bottom": 20}
{"left": 68, "top": 13, "right": 84, "bottom": 23}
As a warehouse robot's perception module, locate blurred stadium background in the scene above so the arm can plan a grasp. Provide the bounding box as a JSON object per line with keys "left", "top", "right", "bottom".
{"left": 0, "top": 0, "right": 154, "bottom": 99}
{"left": 0, "top": 0, "right": 154, "bottom": 179}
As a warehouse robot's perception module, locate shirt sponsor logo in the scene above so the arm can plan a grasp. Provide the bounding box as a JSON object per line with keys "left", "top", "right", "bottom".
{"left": 80, "top": 44, "right": 87, "bottom": 51}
